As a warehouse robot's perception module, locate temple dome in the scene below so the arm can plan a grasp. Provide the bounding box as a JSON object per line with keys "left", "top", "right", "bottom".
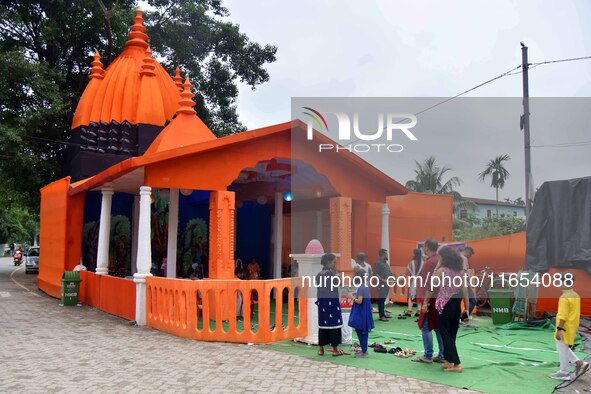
{"left": 71, "top": 9, "right": 181, "bottom": 129}
{"left": 145, "top": 78, "right": 217, "bottom": 155}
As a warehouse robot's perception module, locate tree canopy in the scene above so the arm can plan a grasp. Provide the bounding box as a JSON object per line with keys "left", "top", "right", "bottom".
{"left": 0, "top": 0, "right": 277, "bottom": 217}
{"left": 405, "top": 156, "right": 464, "bottom": 197}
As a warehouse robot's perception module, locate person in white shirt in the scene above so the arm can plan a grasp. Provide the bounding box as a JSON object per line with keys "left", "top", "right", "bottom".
{"left": 406, "top": 248, "right": 423, "bottom": 316}
{"left": 352, "top": 252, "right": 373, "bottom": 277}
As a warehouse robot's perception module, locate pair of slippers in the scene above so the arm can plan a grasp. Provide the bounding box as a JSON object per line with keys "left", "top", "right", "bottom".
{"left": 373, "top": 344, "right": 388, "bottom": 353}
{"left": 397, "top": 314, "right": 408, "bottom": 320}
{"left": 318, "top": 349, "right": 351, "bottom": 356}
{"left": 393, "top": 348, "right": 416, "bottom": 358}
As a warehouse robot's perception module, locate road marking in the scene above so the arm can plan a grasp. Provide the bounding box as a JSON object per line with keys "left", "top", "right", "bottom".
{"left": 10, "top": 266, "right": 41, "bottom": 297}
{"left": 0, "top": 291, "right": 10, "bottom": 297}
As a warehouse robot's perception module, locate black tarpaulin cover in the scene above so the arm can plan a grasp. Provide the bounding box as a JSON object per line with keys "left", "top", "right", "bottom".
{"left": 525, "top": 176, "right": 591, "bottom": 272}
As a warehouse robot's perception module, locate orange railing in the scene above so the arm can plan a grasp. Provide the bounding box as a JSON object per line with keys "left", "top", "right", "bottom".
{"left": 146, "top": 277, "right": 307, "bottom": 343}
{"left": 78, "top": 271, "right": 136, "bottom": 321}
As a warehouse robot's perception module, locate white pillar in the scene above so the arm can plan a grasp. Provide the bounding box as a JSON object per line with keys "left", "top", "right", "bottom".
{"left": 381, "top": 203, "right": 390, "bottom": 250}
{"left": 131, "top": 195, "right": 139, "bottom": 275}
{"left": 316, "top": 210, "right": 322, "bottom": 240}
{"left": 274, "top": 192, "right": 283, "bottom": 279}
{"left": 134, "top": 186, "right": 153, "bottom": 325}
{"left": 96, "top": 184, "right": 114, "bottom": 275}
{"left": 166, "top": 188, "right": 179, "bottom": 278}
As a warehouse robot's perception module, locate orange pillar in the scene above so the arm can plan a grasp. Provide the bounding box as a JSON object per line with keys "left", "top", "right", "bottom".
{"left": 330, "top": 196, "right": 352, "bottom": 274}
{"left": 209, "top": 191, "right": 235, "bottom": 280}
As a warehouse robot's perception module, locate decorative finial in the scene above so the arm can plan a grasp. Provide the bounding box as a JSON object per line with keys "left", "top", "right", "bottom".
{"left": 176, "top": 77, "right": 196, "bottom": 115}
{"left": 125, "top": 8, "right": 149, "bottom": 49}
{"left": 173, "top": 67, "right": 183, "bottom": 92}
{"left": 89, "top": 51, "right": 105, "bottom": 80}
{"left": 140, "top": 47, "right": 156, "bottom": 77}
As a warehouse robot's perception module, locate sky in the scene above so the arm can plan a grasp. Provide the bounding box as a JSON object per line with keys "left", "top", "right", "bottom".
{"left": 219, "top": 0, "right": 591, "bottom": 201}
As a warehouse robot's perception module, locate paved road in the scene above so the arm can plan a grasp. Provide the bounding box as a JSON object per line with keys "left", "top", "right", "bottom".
{"left": 0, "top": 257, "right": 475, "bottom": 393}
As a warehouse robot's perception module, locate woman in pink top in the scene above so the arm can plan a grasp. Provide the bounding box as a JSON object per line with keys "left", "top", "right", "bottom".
{"left": 422, "top": 246, "right": 469, "bottom": 372}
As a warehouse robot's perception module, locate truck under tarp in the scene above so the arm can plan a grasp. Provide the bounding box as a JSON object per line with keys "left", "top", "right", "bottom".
{"left": 525, "top": 176, "right": 591, "bottom": 273}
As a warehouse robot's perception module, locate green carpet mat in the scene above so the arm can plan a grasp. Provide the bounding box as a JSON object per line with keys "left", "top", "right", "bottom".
{"left": 266, "top": 304, "right": 589, "bottom": 394}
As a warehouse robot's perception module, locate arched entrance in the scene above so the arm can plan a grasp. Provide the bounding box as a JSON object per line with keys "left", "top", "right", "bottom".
{"left": 228, "top": 158, "right": 338, "bottom": 279}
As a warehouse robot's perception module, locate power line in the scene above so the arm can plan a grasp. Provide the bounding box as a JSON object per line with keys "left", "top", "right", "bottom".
{"left": 531, "top": 140, "right": 591, "bottom": 148}
{"left": 531, "top": 55, "right": 591, "bottom": 67}
{"left": 414, "top": 65, "right": 522, "bottom": 116}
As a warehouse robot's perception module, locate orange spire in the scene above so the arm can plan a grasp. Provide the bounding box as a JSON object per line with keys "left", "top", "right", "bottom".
{"left": 140, "top": 47, "right": 156, "bottom": 77}
{"left": 89, "top": 51, "right": 105, "bottom": 80}
{"left": 125, "top": 7, "right": 149, "bottom": 49}
{"left": 176, "top": 78, "right": 196, "bottom": 115}
{"left": 173, "top": 67, "right": 183, "bottom": 92}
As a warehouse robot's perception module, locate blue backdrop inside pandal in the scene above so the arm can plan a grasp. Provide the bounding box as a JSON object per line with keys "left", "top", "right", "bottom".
{"left": 82, "top": 189, "right": 272, "bottom": 279}
{"left": 177, "top": 190, "right": 210, "bottom": 277}
{"left": 82, "top": 191, "right": 133, "bottom": 275}
{"left": 236, "top": 201, "right": 272, "bottom": 279}
{"left": 178, "top": 192, "right": 271, "bottom": 279}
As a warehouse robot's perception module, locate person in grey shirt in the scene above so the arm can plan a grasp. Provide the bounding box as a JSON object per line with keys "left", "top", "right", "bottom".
{"left": 374, "top": 249, "right": 393, "bottom": 321}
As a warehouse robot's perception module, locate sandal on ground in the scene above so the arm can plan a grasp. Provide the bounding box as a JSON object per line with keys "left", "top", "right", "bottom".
{"left": 332, "top": 349, "right": 350, "bottom": 357}
{"left": 368, "top": 342, "right": 378, "bottom": 348}
{"left": 317, "top": 349, "right": 324, "bottom": 356}
{"left": 444, "top": 364, "right": 463, "bottom": 372}
{"left": 350, "top": 344, "right": 362, "bottom": 353}
{"left": 384, "top": 339, "right": 396, "bottom": 344}
{"left": 404, "top": 310, "right": 413, "bottom": 316}
{"left": 412, "top": 356, "right": 433, "bottom": 363}
{"left": 441, "top": 362, "right": 453, "bottom": 369}
{"left": 379, "top": 317, "right": 388, "bottom": 321}
{"left": 373, "top": 344, "right": 388, "bottom": 353}
{"left": 433, "top": 356, "right": 445, "bottom": 363}
{"left": 414, "top": 311, "right": 420, "bottom": 317}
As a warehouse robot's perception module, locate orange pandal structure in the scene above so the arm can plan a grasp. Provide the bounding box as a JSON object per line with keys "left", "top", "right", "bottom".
{"left": 146, "top": 277, "right": 307, "bottom": 343}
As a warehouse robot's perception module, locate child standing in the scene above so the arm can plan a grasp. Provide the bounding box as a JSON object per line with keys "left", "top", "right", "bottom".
{"left": 550, "top": 273, "right": 589, "bottom": 381}
{"left": 348, "top": 268, "right": 375, "bottom": 358}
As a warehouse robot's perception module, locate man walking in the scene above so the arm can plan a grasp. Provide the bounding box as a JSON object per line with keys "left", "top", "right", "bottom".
{"left": 374, "top": 249, "right": 393, "bottom": 321}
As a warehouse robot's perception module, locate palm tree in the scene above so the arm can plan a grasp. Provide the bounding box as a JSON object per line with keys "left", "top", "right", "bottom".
{"left": 478, "top": 154, "right": 511, "bottom": 216}
{"left": 405, "top": 157, "right": 468, "bottom": 209}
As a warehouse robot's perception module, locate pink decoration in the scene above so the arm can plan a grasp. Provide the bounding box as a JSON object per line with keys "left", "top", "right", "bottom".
{"left": 305, "top": 239, "right": 324, "bottom": 254}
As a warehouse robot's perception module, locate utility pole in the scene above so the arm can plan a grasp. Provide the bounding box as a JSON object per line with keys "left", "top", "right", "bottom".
{"left": 521, "top": 43, "right": 533, "bottom": 220}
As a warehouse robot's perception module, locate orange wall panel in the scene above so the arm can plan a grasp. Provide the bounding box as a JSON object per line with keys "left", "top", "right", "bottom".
{"left": 536, "top": 268, "right": 591, "bottom": 317}
{"left": 465, "top": 232, "right": 526, "bottom": 273}
{"left": 79, "top": 270, "right": 101, "bottom": 308}
{"left": 65, "top": 192, "right": 86, "bottom": 271}
{"left": 99, "top": 275, "right": 136, "bottom": 321}
{"left": 387, "top": 193, "right": 453, "bottom": 267}
{"left": 39, "top": 178, "right": 71, "bottom": 298}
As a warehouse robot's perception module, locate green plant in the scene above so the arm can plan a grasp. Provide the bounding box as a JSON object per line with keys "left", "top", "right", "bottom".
{"left": 453, "top": 215, "right": 525, "bottom": 241}
{"left": 478, "top": 154, "right": 511, "bottom": 216}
